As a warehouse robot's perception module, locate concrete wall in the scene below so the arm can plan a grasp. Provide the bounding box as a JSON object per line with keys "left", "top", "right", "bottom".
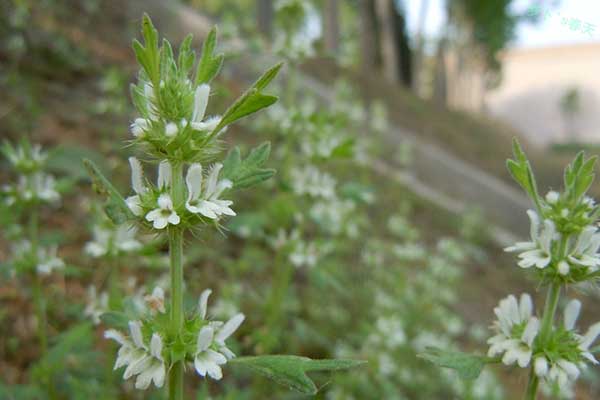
{"left": 486, "top": 43, "right": 600, "bottom": 146}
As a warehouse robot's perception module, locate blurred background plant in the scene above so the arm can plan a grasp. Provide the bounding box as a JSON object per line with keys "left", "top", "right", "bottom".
{"left": 2, "top": 0, "right": 600, "bottom": 399}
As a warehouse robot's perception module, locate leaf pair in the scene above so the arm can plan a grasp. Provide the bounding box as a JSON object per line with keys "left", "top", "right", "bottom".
{"left": 564, "top": 151, "right": 597, "bottom": 203}
{"left": 506, "top": 138, "right": 542, "bottom": 212}
{"left": 420, "top": 347, "right": 491, "bottom": 380}
{"left": 222, "top": 142, "right": 276, "bottom": 189}
{"left": 231, "top": 355, "right": 365, "bottom": 395}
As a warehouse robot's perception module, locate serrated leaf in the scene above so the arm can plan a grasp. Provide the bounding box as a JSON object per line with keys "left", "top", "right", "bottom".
{"left": 230, "top": 355, "right": 365, "bottom": 395}
{"left": 83, "top": 159, "right": 133, "bottom": 224}
{"left": 209, "top": 63, "right": 282, "bottom": 138}
{"left": 222, "top": 142, "right": 276, "bottom": 189}
{"left": 507, "top": 138, "right": 541, "bottom": 211}
{"left": 420, "top": 348, "right": 488, "bottom": 380}
{"left": 195, "top": 27, "right": 223, "bottom": 85}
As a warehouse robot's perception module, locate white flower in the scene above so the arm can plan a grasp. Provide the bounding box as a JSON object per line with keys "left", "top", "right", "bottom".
{"left": 126, "top": 157, "right": 146, "bottom": 216}
{"left": 487, "top": 294, "right": 539, "bottom": 368}
{"left": 545, "top": 191, "right": 560, "bottom": 204}
{"left": 145, "top": 193, "right": 180, "bottom": 229}
{"left": 185, "top": 163, "right": 235, "bottom": 219}
{"left": 33, "top": 173, "right": 60, "bottom": 202}
{"left": 84, "top": 285, "right": 109, "bottom": 325}
{"left": 157, "top": 160, "right": 172, "bottom": 190}
{"left": 85, "top": 224, "right": 142, "bottom": 258}
{"left": 144, "top": 287, "right": 166, "bottom": 314}
{"left": 505, "top": 210, "right": 556, "bottom": 269}
{"left": 534, "top": 299, "right": 600, "bottom": 386}
{"left": 190, "top": 84, "right": 221, "bottom": 132}
{"left": 36, "top": 246, "right": 65, "bottom": 275}
{"left": 105, "top": 322, "right": 166, "bottom": 390}
{"left": 289, "top": 240, "right": 318, "bottom": 268}
{"left": 579, "top": 322, "right": 600, "bottom": 364}
{"left": 130, "top": 118, "right": 150, "bottom": 137}
{"left": 165, "top": 121, "right": 178, "bottom": 137}
{"left": 567, "top": 226, "right": 600, "bottom": 272}
{"left": 290, "top": 165, "right": 336, "bottom": 199}
{"left": 193, "top": 289, "right": 245, "bottom": 380}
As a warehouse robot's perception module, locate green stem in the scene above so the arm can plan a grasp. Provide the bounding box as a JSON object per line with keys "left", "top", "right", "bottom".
{"left": 29, "top": 206, "right": 56, "bottom": 398}
{"left": 524, "top": 370, "right": 539, "bottom": 400}
{"left": 169, "top": 162, "right": 184, "bottom": 400}
{"left": 539, "top": 282, "right": 561, "bottom": 345}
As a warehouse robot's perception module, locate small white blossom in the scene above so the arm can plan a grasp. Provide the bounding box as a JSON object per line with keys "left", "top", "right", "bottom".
{"left": 165, "top": 121, "right": 178, "bottom": 137}
{"left": 84, "top": 285, "right": 109, "bottom": 325}
{"left": 290, "top": 165, "right": 336, "bottom": 199}
{"left": 193, "top": 289, "right": 245, "bottom": 380}
{"left": 185, "top": 163, "right": 235, "bottom": 219}
{"left": 505, "top": 210, "right": 556, "bottom": 269}
{"left": 105, "top": 321, "right": 166, "bottom": 390}
{"left": 145, "top": 193, "right": 180, "bottom": 229}
{"left": 130, "top": 118, "right": 150, "bottom": 137}
{"left": 534, "top": 299, "right": 600, "bottom": 388}
{"left": 289, "top": 240, "right": 318, "bottom": 268}
{"left": 487, "top": 294, "right": 539, "bottom": 368}
{"left": 190, "top": 84, "right": 221, "bottom": 132}
{"left": 126, "top": 157, "right": 146, "bottom": 216}
{"left": 85, "top": 224, "right": 141, "bottom": 258}
{"left": 546, "top": 191, "right": 560, "bottom": 204}
{"left": 144, "top": 286, "right": 166, "bottom": 314}
{"left": 36, "top": 245, "right": 65, "bottom": 275}
{"left": 567, "top": 226, "right": 600, "bottom": 273}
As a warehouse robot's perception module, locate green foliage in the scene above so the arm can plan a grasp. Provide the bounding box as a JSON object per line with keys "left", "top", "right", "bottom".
{"left": 195, "top": 27, "right": 224, "bottom": 85}
{"left": 506, "top": 138, "right": 541, "bottom": 210}
{"left": 210, "top": 62, "right": 282, "bottom": 139}
{"left": 83, "top": 159, "right": 133, "bottom": 224}
{"left": 420, "top": 348, "right": 489, "bottom": 380}
{"left": 231, "top": 355, "right": 365, "bottom": 394}
{"left": 563, "top": 151, "right": 597, "bottom": 204}
{"left": 222, "top": 142, "right": 276, "bottom": 189}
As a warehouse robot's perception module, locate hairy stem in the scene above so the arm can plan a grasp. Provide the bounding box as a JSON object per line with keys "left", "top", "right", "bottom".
{"left": 169, "top": 162, "right": 184, "bottom": 400}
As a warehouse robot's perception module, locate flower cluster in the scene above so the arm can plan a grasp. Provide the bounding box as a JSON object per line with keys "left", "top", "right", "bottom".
{"left": 488, "top": 294, "right": 600, "bottom": 388}
{"left": 290, "top": 165, "right": 336, "bottom": 199}
{"left": 125, "top": 157, "right": 235, "bottom": 230}
{"left": 85, "top": 222, "right": 142, "bottom": 258}
{"left": 105, "top": 288, "right": 244, "bottom": 388}
{"left": 1, "top": 141, "right": 59, "bottom": 206}
{"left": 478, "top": 144, "right": 600, "bottom": 397}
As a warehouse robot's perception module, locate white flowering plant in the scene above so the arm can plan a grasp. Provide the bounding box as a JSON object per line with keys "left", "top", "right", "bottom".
{"left": 0, "top": 139, "right": 72, "bottom": 396}
{"left": 424, "top": 139, "right": 600, "bottom": 399}
{"left": 84, "top": 15, "right": 362, "bottom": 399}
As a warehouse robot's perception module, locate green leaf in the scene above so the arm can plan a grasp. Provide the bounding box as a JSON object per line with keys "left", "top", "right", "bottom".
{"left": 420, "top": 348, "right": 489, "bottom": 380}
{"left": 100, "top": 311, "right": 130, "bottom": 330}
{"left": 209, "top": 63, "right": 282, "bottom": 138}
{"left": 195, "top": 27, "right": 224, "bottom": 85}
{"left": 506, "top": 138, "right": 541, "bottom": 210}
{"left": 83, "top": 159, "right": 133, "bottom": 224}
{"left": 133, "top": 14, "right": 160, "bottom": 84}
{"left": 46, "top": 145, "right": 107, "bottom": 180}
{"left": 222, "top": 142, "right": 276, "bottom": 189}
{"left": 230, "top": 355, "right": 365, "bottom": 395}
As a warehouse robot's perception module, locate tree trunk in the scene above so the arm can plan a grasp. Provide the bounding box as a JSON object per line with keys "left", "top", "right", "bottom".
{"left": 257, "top": 0, "right": 274, "bottom": 40}
{"left": 433, "top": 37, "right": 447, "bottom": 106}
{"left": 374, "top": 0, "right": 399, "bottom": 83}
{"left": 412, "top": 0, "right": 429, "bottom": 94}
{"left": 392, "top": 3, "right": 412, "bottom": 87}
{"left": 359, "top": 0, "right": 378, "bottom": 74}
{"left": 323, "top": 0, "right": 340, "bottom": 55}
